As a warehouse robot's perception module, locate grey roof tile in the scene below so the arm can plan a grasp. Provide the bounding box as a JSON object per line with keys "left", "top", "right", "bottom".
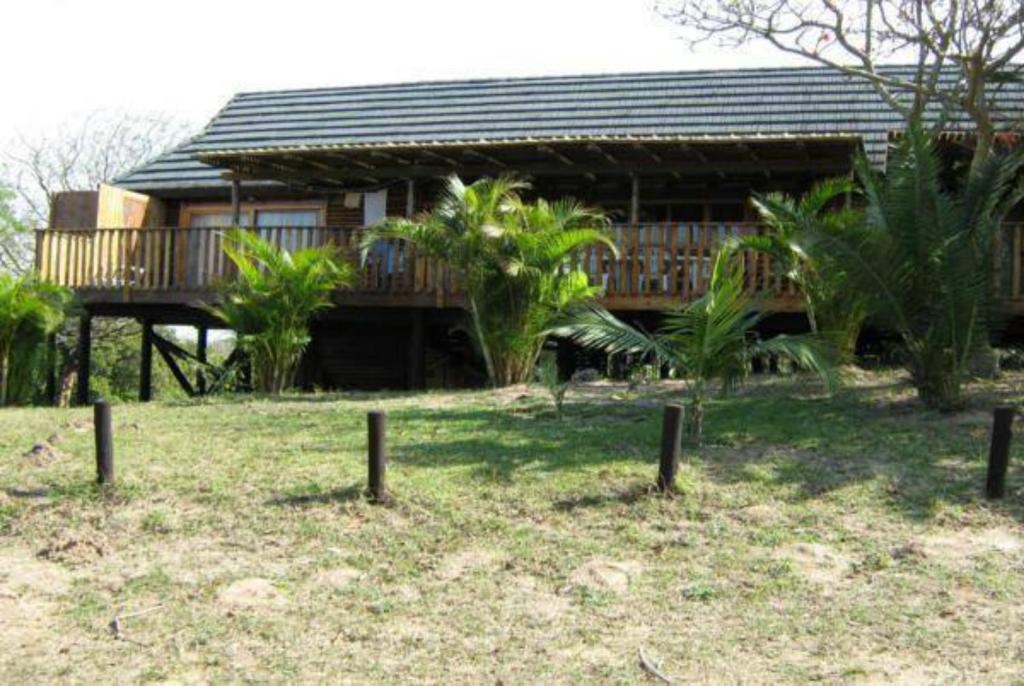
{"left": 115, "top": 65, "right": 1022, "bottom": 192}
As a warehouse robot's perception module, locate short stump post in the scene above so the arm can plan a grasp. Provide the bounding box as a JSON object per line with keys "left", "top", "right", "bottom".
{"left": 367, "top": 410, "right": 389, "bottom": 503}
{"left": 658, "top": 404, "right": 684, "bottom": 492}
{"left": 986, "top": 406, "right": 1014, "bottom": 499}
{"left": 94, "top": 399, "right": 114, "bottom": 485}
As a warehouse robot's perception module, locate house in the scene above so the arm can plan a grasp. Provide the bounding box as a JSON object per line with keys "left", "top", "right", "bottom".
{"left": 36, "top": 65, "right": 1024, "bottom": 400}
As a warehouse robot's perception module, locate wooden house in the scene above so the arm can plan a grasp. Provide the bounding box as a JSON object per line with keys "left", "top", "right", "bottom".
{"left": 35, "top": 66, "right": 1024, "bottom": 399}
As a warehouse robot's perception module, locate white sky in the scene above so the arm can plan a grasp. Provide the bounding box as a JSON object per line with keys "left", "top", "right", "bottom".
{"left": 1, "top": 0, "right": 800, "bottom": 140}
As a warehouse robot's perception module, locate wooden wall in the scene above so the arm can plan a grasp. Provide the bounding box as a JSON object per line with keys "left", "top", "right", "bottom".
{"left": 50, "top": 191, "right": 99, "bottom": 228}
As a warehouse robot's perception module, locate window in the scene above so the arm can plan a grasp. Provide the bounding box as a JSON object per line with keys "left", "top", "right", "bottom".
{"left": 182, "top": 202, "right": 324, "bottom": 228}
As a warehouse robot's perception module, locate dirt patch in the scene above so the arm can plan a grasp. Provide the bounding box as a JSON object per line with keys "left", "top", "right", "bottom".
{"left": 312, "top": 567, "right": 362, "bottom": 592}
{"left": 436, "top": 549, "right": 499, "bottom": 581}
{"left": 919, "top": 527, "right": 1023, "bottom": 564}
{"left": 568, "top": 559, "right": 643, "bottom": 595}
{"left": 37, "top": 533, "right": 109, "bottom": 566}
{"left": 217, "top": 578, "right": 287, "bottom": 609}
{"left": 0, "top": 549, "right": 72, "bottom": 597}
{"left": 22, "top": 441, "right": 67, "bottom": 468}
{"left": 506, "top": 575, "right": 571, "bottom": 623}
{"left": 775, "top": 542, "right": 852, "bottom": 585}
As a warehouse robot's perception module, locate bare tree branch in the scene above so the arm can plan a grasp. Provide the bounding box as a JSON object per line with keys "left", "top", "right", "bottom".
{"left": 657, "top": 0, "right": 1024, "bottom": 170}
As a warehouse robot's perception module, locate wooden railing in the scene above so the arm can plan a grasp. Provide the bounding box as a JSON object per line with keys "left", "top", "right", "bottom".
{"left": 34, "top": 222, "right": 1024, "bottom": 309}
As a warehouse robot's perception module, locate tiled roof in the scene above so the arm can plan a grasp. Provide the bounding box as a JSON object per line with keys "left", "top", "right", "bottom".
{"left": 115, "top": 65, "right": 1023, "bottom": 192}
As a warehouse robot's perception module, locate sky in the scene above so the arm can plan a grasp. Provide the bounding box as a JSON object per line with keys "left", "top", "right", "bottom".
{"left": 0, "top": 0, "right": 800, "bottom": 140}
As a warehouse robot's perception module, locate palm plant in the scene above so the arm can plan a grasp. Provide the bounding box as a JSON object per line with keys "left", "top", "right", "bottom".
{"left": 559, "top": 246, "right": 838, "bottom": 442}
{"left": 0, "top": 273, "right": 72, "bottom": 406}
{"left": 362, "top": 176, "right": 616, "bottom": 386}
{"left": 208, "top": 229, "right": 357, "bottom": 394}
{"left": 743, "top": 179, "right": 868, "bottom": 360}
{"left": 815, "top": 125, "right": 1023, "bottom": 411}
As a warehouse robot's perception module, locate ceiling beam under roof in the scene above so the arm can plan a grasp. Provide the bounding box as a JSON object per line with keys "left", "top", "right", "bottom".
{"left": 587, "top": 143, "right": 618, "bottom": 165}
{"left": 632, "top": 143, "right": 663, "bottom": 164}
{"left": 419, "top": 149, "right": 461, "bottom": 167}
{"left": 370, "top": 150, "right": 412, "bottom": 166}
{"left": 222, "top": 157, "right": 851, "bottom": 186}
{"left": 462, "top": 148, "right": 507, "bottom": 167}
{"left": 321, "top": 151, "right": 378, "bottom": 171}
{"left": 537, "top": 145, "right": 574, "bottom": 166}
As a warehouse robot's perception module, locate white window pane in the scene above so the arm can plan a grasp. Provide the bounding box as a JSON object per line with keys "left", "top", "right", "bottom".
{"left": 363, "top": 190, "right": 388, "bottom": 226}
{"left": 255, "top": 210, "right": 318, "bottom": 227}
{"left": 188, "top": 212, "right": 252, "bottom": 227}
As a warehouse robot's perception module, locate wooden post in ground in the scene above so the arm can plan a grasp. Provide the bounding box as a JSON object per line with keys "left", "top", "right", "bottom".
{"left": 76, "top": 314, "right": 92, "bottom": 406}
{"left": 406, "top": 310, "right": 425, "bottom": 390}
{"left": 94, "top": 399, "right": 114, "bottom": 485}
{"left": 986, "top": 406, "right": 1014, "bottom": 499}
{"left": 196, "top": 326, "right": 208, "bottom": 395}
{"left": 367, "top": 410, "right": 389, "bottom": 503}
{"left": 139, "top": 320, "right": 153, "bottom": 402}
{"left": 658, "top": 404, "right": 684, "bottom": 492}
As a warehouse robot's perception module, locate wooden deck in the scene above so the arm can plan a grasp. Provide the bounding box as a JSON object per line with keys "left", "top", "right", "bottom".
{"left": 34, "top": 222, "right": 1024, "bottom": 314}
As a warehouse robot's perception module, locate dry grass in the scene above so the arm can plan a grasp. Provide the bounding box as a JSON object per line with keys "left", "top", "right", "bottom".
{"left": 1, "top": 370, "right": 1023, "bottom": 684}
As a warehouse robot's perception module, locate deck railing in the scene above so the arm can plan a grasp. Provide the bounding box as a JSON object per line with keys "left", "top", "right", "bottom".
{"left": 34, "top": 222, "right": 1024, "bottom": 308}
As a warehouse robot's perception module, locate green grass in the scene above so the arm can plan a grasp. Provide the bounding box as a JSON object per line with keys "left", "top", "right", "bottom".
{"left": 1, "top": 372, "right": 1022, "bottom": 684}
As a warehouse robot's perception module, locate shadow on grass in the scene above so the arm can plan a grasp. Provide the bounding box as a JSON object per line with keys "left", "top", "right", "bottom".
{"left": 267, "top": 484, "right": 364, "bottom": 507}
{"left": 381, "top": 376, "right": 1024, "bottom": 523}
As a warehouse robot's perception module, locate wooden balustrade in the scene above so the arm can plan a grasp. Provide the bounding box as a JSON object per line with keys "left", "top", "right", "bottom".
{"left": 33, "top": 222, "right": 1024, "bottom": 310}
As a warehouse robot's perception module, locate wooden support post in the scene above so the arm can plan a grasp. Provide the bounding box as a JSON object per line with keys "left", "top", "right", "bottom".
{"left": 987, "top": 406, "right": 1014, "bottom": 499}
{"left": 405, "top": 179, "right": 415, "bottom": 217}
{"left": 196, "top": 326, "right": 208, "bottom": 395}
{"left": 367, "top": 410, "right": 389, "bottom": 503}
{"left": 630, "top": 173, "right": 640, "bottom": 227}
{"left": 139, "top": 320, "right": 153, "bottom": 402}
{"left": 45, "top": 333, "right": 57, "bottom": 405}
{"left": 76, "top": 314, "right": 92, "bottom": 406}
{"left": 658, "top": 404, "right": 684, "bottom": 492}
{"left": 406, "top": 310, "right": 425, "bottom": 390}
{"left": 230, "top": 178, "right": 241, "bottom": 226}
{"left": 94, "top": 399, "right": 114, "bottom": 485}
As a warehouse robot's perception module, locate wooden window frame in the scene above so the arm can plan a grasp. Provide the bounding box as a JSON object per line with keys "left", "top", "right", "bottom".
{"left": 180, "top": 201, "right": 327, "bottom": 227}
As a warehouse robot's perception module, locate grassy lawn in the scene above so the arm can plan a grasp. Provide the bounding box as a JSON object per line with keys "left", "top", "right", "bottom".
{"left": 1, "top": 371, "right": 1022, "bottom": 684}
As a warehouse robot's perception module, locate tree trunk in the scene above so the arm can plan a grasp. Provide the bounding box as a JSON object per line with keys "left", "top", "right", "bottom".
{"left": 0, "top": 353, "right": 9, "bottom": 407}
{"left": 468, "top": 296, "right": 497, "bottom": 387}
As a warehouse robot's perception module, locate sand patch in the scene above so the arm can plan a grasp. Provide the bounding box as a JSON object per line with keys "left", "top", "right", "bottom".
{"left": 504, "top": 574, "right": 571, "bottom": 624}
{"left": 0, "top": 548, "right": 72, "bottom": 597}
{"left": 919, "top": 527, "right": 1023, "bottom": 564}
{"left": 436, "top": 549, "right": 498, "bottom": 581}
{"left": 217, "top": 578, "right": 287, "bottom": 609}
{"left": 312, "top": 567, "right": 363, "bottom": 592}
{"left": 568, "top": 559, "right": 642, "bottom": 595}
{"left": 37, "top": 532, "right": 109, "bottom": 566}
{"left": 775, "top": 542, "right": 851, "bottom": 585}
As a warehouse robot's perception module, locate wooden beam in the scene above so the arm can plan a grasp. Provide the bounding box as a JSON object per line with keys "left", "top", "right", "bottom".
{"left": 221, "top": 157, "right": 848, "bottom": 183}
{"left": 463, "top": 148, "right": 507, "bottom": 167}
{"left": 587, "top": 142, "right": 618, "bottom": 164}
{"left": 633, "top": 143, "right": 663, "bottom": 164}
{"left": 139, "top": 320, "right": 153, "bottom": 402}
{"left": 405, "top": 179, "right": 415, "bottom": 217}
{"left": 680, "top": 143, "right": 708, "bottom": 163}
{"left": 419, "top": 149, "right": 460, "bottom": 167}
{"left": 75, "top": 314, "right": 91, "bottom": 406}
{"left": 196, "top": 326, "right": 208, "bottom": 395}
{"left": 321, "top": 152, "right": 379, "bottom": 171}
{"left": 538, "top": 145, "right": 574, "bottom": 166}
{"left": 230, "top": 179, "right": 241, "bottom": 225}
{"left": 370, "top": 150, "right": 413, "bottom": 166}
{"left": 630, "top": 173, "right": 640, "bottom": 226}
{"left": 152, "top": 333, "right": 196, "bottom": 397}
